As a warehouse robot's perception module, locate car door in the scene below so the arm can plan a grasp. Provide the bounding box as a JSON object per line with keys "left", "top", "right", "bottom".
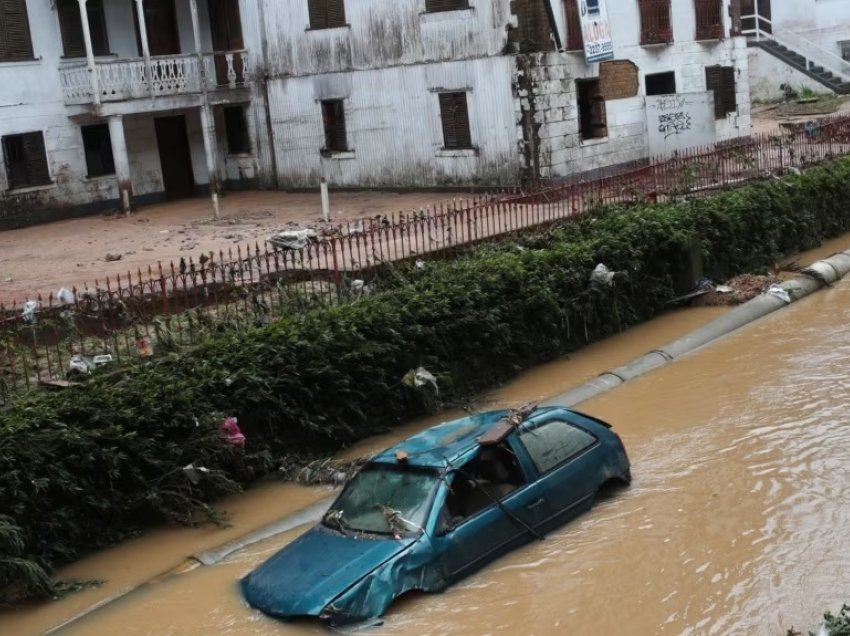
{"left": 433, "top": 443, "right": 549, "bottom": 581}
{"left": 516, "top": 417, "right": 602, "bottom": 533}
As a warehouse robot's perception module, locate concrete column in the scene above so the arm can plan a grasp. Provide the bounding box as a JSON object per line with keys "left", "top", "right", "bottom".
{"left": 133, "top": 0, "right": 155, "bottom": 97}
{"left": 200, "top": 105, "right": 221, "bottom": 218}
{"left": 77, "top": 0, "right": 100, "bottom": 105}
{"left": 108, "top": 116, "right": 133, "bottom": 215}
{"left": 190, "top": 0, "right": 220, "bottom": 218}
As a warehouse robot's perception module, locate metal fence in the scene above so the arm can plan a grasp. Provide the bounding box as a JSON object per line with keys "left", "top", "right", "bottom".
{"left": 3, "top": 114, "right": 850, "bottom": 403}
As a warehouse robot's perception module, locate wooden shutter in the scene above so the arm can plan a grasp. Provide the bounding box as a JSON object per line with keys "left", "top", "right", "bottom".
{"left": 706, "top": 66, "right": 736, "bottom": 118}
{"left": 327, "top": 0, "right": 346, "bottom": 27}
{"left": 22, "top": 132, "right": 50, "bottom": 186}
{"left": 694, "top": 0, "right": 723, "bottom": 40}
{"left": 308, "top": 0, "right": 327, "bottom": 29}
{"left": 718, "top": 66, "right": 736, "bottom": 115}
{"left": 3, "top": 132, "right": 50, "bottom": 188}
{"left": 564, "top": 0, "right": 583, "bottom": 51}
{"left": 639, "top": 0, "right": 673, "bottom": 45}
{"left": 0, "top": 0, "right": 34, "bottom": 61}
{"left": 58, "top": 0, "right": 109, "bottom": 57}
{"left": 439, "top": 92, "right": 472, "bottom": 149}
{"left": 58, "top": 0, "right": 85, "bottom": 57}
{"left": 308, "top": 0, "right": 346, "bottom": 29}
{"left": 425, "top": 0, "right": 468, "bottom": 11}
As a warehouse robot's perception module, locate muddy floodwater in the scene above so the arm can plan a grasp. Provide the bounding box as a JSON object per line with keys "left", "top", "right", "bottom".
{"left": 4, "top": 239, "right": 850, "bottom": 635}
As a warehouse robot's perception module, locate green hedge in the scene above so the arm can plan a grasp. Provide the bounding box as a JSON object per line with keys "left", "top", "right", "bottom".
{"left": 3, "top": 160, "right": 850, "bottom": 603}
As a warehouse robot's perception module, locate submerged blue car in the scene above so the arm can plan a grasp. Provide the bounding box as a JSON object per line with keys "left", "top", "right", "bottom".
{"left": 241, "top": 404, "right": 630, "bottom": 626}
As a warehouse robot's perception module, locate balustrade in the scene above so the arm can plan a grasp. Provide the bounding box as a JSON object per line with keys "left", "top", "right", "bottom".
{"left": 60, "top": 50, "right": 250, "bottom": 105}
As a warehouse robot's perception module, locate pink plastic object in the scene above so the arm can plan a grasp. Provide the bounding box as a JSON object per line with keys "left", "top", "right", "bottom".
{"left": 220, "top": 417, "right": 246, "bottom": 447}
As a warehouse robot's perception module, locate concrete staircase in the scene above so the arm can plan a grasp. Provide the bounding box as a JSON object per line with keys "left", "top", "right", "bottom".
{"left": 751, "top": 39, "right": 850, "bottom": 95}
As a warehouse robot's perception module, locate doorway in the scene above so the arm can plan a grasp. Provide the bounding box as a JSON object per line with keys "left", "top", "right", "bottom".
{"left": 741, "top": 0, "right": 771, "bottom": 34}
{"left": 207, "top": 0, "right": 244, "bottom": 85}
{"left": 154, "top": 115, "right": 195, "bottom": 199}
{"left": 134, "top": 0, "right": 181, "bottom": 56}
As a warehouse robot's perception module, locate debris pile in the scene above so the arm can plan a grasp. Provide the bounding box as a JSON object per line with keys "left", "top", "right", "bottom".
{"left": 278, "top": 457, "right": 369, "bottom": 486}
{"left": 691, "top": 274, "right": 780, "bottom": 306}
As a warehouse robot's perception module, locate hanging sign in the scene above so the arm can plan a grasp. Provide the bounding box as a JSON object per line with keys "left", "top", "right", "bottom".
{"left": 578, "top": 0, "right": 614, "bottom": 64}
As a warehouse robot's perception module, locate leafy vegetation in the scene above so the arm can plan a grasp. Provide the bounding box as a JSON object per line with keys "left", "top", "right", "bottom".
{"left": 820, "top": 605, "right": 850, "bottom": 636}
{"left": 4, "top": 159, "right": 850, "bottom": 604}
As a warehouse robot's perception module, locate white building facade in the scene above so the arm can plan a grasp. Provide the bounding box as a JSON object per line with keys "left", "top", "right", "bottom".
{"left": 0, "top": 0, "right": 270, "bottom": 228}
{"left": 263, "top": 0, "right": 750, "bottom": 187}
{"left": 0, "top": 0, "right": 751, "bottom": 227}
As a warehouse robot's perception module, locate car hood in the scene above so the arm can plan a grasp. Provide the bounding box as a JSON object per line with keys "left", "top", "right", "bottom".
{"left": 241, "top": 526, "right": 415, "bottom": 618}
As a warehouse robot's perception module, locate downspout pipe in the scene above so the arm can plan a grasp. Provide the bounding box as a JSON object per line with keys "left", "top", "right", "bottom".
{"left": 545, "top": 250, "right": 850, "bottom": 408}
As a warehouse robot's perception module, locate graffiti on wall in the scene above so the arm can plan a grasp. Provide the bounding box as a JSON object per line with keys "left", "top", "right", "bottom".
{"left": 646, "top": 92, "right": 716, "bottom": 156}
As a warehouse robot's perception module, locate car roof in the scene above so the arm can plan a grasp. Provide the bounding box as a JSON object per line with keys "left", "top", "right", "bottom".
{"left": 370, "top": 406, "right": 562, "bottom": 468}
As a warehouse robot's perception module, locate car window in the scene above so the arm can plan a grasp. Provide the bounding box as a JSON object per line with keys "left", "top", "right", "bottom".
{"left": 438, "top": 442, "right": 526, "bottom": 532}
{"left": 519, "top": 420, "right": 597, "bottom": 474}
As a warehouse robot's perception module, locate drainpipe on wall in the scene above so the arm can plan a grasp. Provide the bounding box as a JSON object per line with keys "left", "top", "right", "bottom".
{"left": 255, "top": 0, "right": 279, "bottom": 189}
{"left": 76, "top": 0, "right": 101, "bottom": 107}
{"left": 189, "top": 0, "right": 221, "bottom": 219}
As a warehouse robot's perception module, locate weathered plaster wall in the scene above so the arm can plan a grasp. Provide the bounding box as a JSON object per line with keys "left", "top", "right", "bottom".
{"left": 748, "top": 47, "right": 833, "bottom": 102}
{"left": 1, "top": 0, "right": 262, "bottom": 227}
{"left": 268, "top": 57, "right": 522, "bottom": 188}
{"left": 769, "top": 0, "right": 850, "bottom": 38}
{"left": 518, "top": 35, "right": 750, "bottom": 180}
{"left": 262, "top": 0, "right": 515, "bottom": 77}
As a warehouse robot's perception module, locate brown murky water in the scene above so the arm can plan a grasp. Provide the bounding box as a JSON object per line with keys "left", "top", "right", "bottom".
{"left": 5, "top": 239, "right": 850, "bottom": 635}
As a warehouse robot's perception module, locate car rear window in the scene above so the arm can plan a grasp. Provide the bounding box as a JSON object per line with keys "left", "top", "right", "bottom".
{"left": 519, "top": 420, "right": 597, "bottom": 474}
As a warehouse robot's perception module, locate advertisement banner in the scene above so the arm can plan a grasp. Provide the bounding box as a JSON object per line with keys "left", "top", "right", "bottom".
{"left": 578, "top": 0, "right": 614, "bottom": 64}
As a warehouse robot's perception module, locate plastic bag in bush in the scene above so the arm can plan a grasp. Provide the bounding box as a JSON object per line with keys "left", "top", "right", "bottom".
{"left": 219, "top": 417, "right": 246, "bottom": 447}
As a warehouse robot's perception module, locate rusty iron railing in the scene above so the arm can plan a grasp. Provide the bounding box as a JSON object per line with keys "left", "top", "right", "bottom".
{"left": 3, "top": 115, "right": 850, "bottom": 403}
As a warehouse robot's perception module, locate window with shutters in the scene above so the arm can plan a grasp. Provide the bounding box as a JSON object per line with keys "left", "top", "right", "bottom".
{"left": 307, "top": 0, "right": 346, "bottom": 30}
{"left": 82, "top": 124, "right": 115, "bottom": 178}
{"left": 224, "top": 106, "right": 251, "bottom": 155}
{"left": 425, "top": 0, "right": 469, "bottom": 12}
{"left": 577, "top": 79, "right": 607, "bottom": 141}
{"left": 694, "top": 0, "right": 723, "bottom": 40}
{"left": 638, "top": 0, "right": 673, "bottom": 45}
{"left": 705, "top": 65, "right": 736, "bottom": 118}
{"left": 321, "top": 99, "right": 348, "bottom": 153}
{"left": 57, "top": 0, "right": 110, "bottom": 58}
{"left": 0, "top": 0, "right": 35, "bottom": 61}
{"left": 564, "top": 0, "right": 583, "bottom": 51}
{"left": 56, "top": 0, "right": 109, "bottom": 57}
{"left": 2, "top": 132, "right": 51, "bottom": 190}
{"left": 438, "top": 92, "right": 472, "bottom": 149}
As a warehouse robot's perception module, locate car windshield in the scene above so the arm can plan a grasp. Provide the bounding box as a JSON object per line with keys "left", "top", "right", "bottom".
{"left": 323, "top": 465, "right": 439, "bottom": 536}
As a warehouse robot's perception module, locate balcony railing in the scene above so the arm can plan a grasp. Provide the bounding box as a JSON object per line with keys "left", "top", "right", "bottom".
{"left": 60, "top": 50, "right": 250, "bottom": 106}
{"left": 694, "top": 0, "right": 723, "bottom": 40}
{"left": 639, "top": 0, "right": 673, "bottom": 45}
